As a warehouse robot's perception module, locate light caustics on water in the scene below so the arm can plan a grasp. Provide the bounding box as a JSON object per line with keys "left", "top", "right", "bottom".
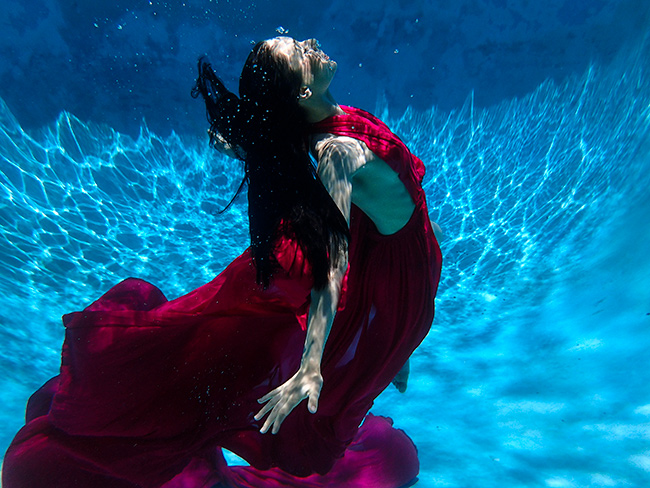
{"left": 1, "top": 41, "right": 649, "bottom": 487}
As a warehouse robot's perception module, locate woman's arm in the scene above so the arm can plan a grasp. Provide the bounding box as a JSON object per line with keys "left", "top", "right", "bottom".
{"left": 254, "top": 255, "right": 347, "bottom": 434}
{"left": 255, "top": 136, "right": 364, "bottom": 434}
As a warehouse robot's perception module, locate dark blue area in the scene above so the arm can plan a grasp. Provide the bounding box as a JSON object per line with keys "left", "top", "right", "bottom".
{"left": 1, "top": 0, "right": 648, "bottom": 136}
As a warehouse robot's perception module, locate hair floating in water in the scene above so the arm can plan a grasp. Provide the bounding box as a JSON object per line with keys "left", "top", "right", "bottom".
{"left": 192, "top": 57, "right": 247, "bottom": 161}
{"left": 192, "top": 48, "right": 349, "bottom": 289}
{"left": 192, "top": 57, "right": 248, "bottom": 213}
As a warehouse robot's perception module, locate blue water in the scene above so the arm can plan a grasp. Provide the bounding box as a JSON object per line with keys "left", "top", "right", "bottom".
{"left": 2, "top": 2, "right": 650, "bottom": 487}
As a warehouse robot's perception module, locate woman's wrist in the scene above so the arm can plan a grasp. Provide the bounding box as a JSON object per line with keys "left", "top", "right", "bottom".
{"left": 300, "top": 356, "right": 322, "bottom": 374}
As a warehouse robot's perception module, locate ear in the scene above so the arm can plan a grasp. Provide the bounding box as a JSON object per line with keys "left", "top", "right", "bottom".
{"left": 298, "top": 86, "right": 312, "bottom": 100}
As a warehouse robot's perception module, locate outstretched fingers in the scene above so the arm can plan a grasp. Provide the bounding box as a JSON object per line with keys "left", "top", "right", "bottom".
{"left": 254, "top": 369, "right": 322, "bottom": 434}
{"left": 259, "top": 398, "right": 291, "bottom": 434}
{"left": 260, "top": 410, "right": 277, "bottom": 435}
{"left": 257, "top": 387, "right": 280, "bottom": 405}
{"left": 255, "top": 386, "right": 291, "bottom": 434}
{"left": 254, "top": 394, "right": 279, "bottom": 422}
{"left": 255, "top": 392, "right": 301, "bottom": 434}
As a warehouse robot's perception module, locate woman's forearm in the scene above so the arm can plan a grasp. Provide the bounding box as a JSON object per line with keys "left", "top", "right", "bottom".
{"left": 301, "top": 253, "right": 347, "bottom": 371}
{"left": 254, "top": 252, "right": 347, "bottom": 433}
{"left": 254, "top": 255, "right": 347, "bottom": 432}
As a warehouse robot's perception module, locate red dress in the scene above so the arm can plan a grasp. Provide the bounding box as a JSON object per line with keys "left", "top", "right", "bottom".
{"left": 3, "top": 106, "right": 442, "bottom": 488}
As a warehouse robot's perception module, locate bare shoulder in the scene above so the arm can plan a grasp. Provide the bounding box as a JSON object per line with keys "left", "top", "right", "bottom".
{"left": 310, "top": 133, "right": 370, "bottom": 176}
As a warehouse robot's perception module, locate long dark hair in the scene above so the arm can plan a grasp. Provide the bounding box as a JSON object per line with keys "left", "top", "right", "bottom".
{"left": 192, "top": 41, "right": 349, "bottom": 290}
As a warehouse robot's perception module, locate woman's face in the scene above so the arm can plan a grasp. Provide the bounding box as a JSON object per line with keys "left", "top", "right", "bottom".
{"left": 266, "top": 36, "right": 337, "bottom": 95}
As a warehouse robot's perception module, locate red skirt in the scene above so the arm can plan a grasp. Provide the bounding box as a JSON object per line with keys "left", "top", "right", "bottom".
{"left": 3, "top": 200, "right": 442, "bottom": 488}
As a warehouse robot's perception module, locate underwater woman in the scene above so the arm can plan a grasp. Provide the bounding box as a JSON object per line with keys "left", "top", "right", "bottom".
{"left": 3, "top": 36, "right": 442, "bottom": 488}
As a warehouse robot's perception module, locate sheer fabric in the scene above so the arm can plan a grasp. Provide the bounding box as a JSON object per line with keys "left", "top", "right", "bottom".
{"left": 3, "top": 106, "right": 442, "bottom": 488}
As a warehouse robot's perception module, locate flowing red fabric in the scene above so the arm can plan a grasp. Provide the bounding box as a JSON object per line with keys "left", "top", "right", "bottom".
{"left": 3, "top": 106, "right": 442, "bottom": 488}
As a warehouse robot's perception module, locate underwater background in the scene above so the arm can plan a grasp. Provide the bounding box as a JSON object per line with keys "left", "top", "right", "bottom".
{"left": 1, "top": 1, "right": 649, "bottom": 487}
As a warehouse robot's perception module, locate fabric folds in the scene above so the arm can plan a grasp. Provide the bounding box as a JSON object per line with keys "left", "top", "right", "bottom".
{"left": 3, "top": 106, "right": 442, "bottom": 488}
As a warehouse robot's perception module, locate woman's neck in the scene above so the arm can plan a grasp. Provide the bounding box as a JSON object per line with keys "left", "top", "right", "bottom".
{"left": 302, "top": 90, "right": 344, "bottom": 123}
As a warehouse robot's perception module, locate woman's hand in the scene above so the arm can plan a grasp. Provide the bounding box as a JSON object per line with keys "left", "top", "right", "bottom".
{"left": 255, "top": 366, "right": 323, "bottom": 434}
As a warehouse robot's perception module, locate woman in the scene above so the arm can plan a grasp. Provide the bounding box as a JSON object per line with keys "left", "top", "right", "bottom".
{"left": 3, "top": 37, "right": 442, "bottom": 488}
